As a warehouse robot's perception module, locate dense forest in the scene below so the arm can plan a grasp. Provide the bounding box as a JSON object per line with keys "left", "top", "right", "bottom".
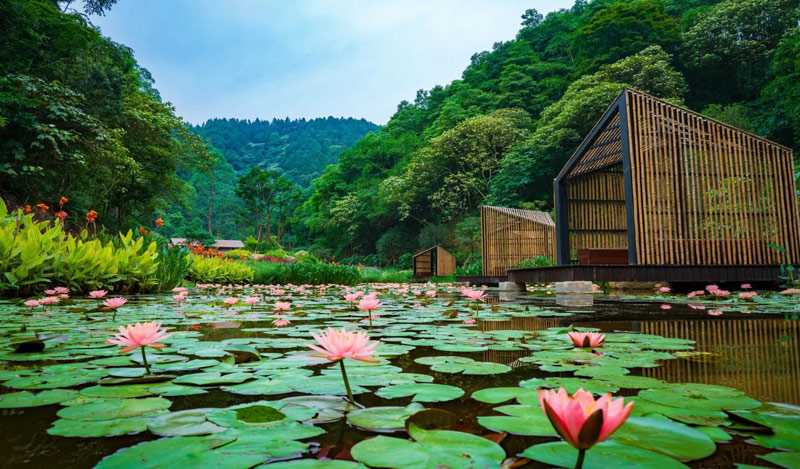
{"left": 297, "top": 0, "right": 800, "bottom": 263}
{"left": 1, "top": 0, "right": 799, "bottom": 265}
{"left": 0, "top": 0, "right": 376, "bottom": 245}
{"left": 191, "top": 118, "right": 377, "bottom": 187}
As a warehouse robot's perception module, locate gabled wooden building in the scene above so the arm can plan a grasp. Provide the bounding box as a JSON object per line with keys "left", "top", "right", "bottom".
{"left": 412, "top": 246, "right": 456, "bottom": 279}
{"left": 554, "top": 88, "right": 800, "bottom": 266}
{"left": 481, "top": 206, "right": 556, "bottom": 276}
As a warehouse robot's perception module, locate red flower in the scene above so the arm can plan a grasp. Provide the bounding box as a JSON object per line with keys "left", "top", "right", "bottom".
{"left": 22, "top": 205, "right": 32, "bottom": 214}
{"left": 54, "top": 211, "right": 67, "bottom": 221}
{"left": 59, "top": 196, "right": 68, "bottom": 207}
{"left": 155, "top": 217, "right": 163, "bottom": 228}
{"left": 86, "top": 210, "right": 98, "bottom": 223}
{"left": 36, "top": 203, "right": 49, "bottom": 213}
{"left": 139, "top": 227, "right": 148, "bottom": 235}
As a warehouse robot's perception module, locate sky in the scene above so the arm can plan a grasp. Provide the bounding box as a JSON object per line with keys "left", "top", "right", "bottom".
{"left": 90, "top": 0, "right": 574, "bottom": 125}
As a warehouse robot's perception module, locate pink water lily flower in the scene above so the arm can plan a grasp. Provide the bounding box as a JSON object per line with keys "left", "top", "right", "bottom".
{"left": 365, "top": 291, "right": 380, "bottom": 300}
{"left": 344, "top": 292, "right": 363, "bottom": 302}
{"left": 538, "top": 387, "right": 633, "bottom": 451}
{"left": 739, "top": 291, "right": 757, "bottom": 299}
{"left": 568, "top": 331, "right": 605, "bottom": 348}
{"left": 660, "top": 304, "right": 672, "bottom": 310}
{"left": 463, "top": 288, "right": 486, "bottom": 301}
{"left": 307, "top": 328, "right": 380, "bottom": 363}
{"left": 244, "top": 297, "right": 259, "bottom": 305}
{"left": 89, "top": 290, "right": 108, "bottom": 299}
{"left": 274, "top": 301, "right": 291, "bottom": 311}
{"left": 44, "top": 289, "right": 57, "bottom": 295}
{"left": 273, "top": 317, "right": 291, "bottom": 327}
{"left": 173, "top": 294, "right": 186, "bottom": 302}
{"left": 741, "top": 283, "right": 752, "bottom": 290}
{"left": 708, "top": 310, "right": 723, "bottom": 316}
{"left": 463, "top": 318, "right": 476, "bottom": 324}
{"left": 709, "top": 289, "right": 730, "bottom": 297}
{"left": 357, "top": 298, "right": 381, "bottom": 311}
{"left": 103, "top": 297, "right": 127, "bottom": 309}
{"left": 425, "top": 290, "right": 436, "bottom": 297}
{"left": 107, "top": 321, "right": 174, "bottom": 353}
{"left": 223, "top": 298, "right": 238, "bottom": 306}
{"left": 39, "top": 296, "right": 60, "bottom": 305}
{"left": 54, "top": 287, "right": 69, "bottom": 294}
{"left": 658, "top": 286, "right": 671, "bottom": 293}
{"left": 24, "top": 300, "right": 40, "bottom": 308}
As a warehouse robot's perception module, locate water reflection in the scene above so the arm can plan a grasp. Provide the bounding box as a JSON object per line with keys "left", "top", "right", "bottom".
{"left": 639, "top": 319, "right": 800, "bottom": 405}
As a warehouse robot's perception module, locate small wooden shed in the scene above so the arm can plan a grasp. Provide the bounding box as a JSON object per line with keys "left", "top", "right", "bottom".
{"left": 554, "top": 88, "right": 800, "bottom": 266}
{"left": 413, "top": 246, "right": 456, "bottom": 278}
{"left": 481, "top": 206, "right": 556, "bottom": 276}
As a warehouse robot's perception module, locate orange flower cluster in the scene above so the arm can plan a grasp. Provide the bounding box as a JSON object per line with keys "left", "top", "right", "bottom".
{"left": 155, "top": 217, "right": 164, "bottom": 228}
{"left": 36, "top": 203, "right": 49, "bottom": 213}
{"left": 86, "top": 210, "right": 98, "bottom": 223}
{"left": 54, "top": 211, "right": 68, "bottom": 222}
{"left": 23, "top": 204, "right": 31, "bottom": 214}
{"left": 187, "top": 243, "right": 225, "bottom": 259}
{"left": 139, "top": 227, "right": 148, "bottom": 235}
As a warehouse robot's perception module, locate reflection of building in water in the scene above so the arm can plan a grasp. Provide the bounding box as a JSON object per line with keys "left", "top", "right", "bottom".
{"left": 640, "top": 319, "right": 800, "bottom": 405}
{"left": 481, "top": 316, "right": 562, "bottom": 367}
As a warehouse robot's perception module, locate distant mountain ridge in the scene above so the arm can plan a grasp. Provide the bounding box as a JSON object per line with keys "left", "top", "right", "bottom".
{"left": 191, "top": 117, "right": 378, "bottom": 186}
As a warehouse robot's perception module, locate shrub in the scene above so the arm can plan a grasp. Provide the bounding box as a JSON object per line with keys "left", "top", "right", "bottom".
{"left": 252, "top": 261, "right": 361, "bottom": 285}
{"left": 360, "top": 268, "right": 412, "bottom": 283}
{"left": 224, "top": 249, "right": 252, "bottom": 260}
{"left": 513, "top": 256, "right": 556, "bottom": 269}
{"left": 0, "top": 199, "right": 164, "bottom": 294}
{"left": 454, "top": 258, "right": 482, "bottom": 276}
{"left": 396, "top": 252, "right": 413, "bottom": 269}
{"left": 187, "top": 255, "right": 254, "bottom": 284}
{"left": 154, "top": 245, "right": 192, "bottom": 291}
{"left": 376, "top": 226, "right": 414, "bottom": 264}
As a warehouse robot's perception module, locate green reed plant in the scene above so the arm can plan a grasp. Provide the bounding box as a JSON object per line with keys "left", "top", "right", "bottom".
{"left": 252, "top": 261, "right": 361, "bottom": 285}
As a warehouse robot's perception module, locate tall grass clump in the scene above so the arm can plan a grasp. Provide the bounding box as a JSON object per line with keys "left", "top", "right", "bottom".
{"left": 252, "top": 261, "right": 361, "bottom": 285}
{"left": 360, "top": 268, "right": 412, "bottom": 283}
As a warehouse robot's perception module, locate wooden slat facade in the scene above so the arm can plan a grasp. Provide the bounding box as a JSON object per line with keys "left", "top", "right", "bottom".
{"left": 555, "top": 88, "right": 800, "bottom": 266}
{"left": 412, "top": 246, "right": 456, "bottom": 278}
{"left": 481, "top": 206, "right": 556, "bottom": 276}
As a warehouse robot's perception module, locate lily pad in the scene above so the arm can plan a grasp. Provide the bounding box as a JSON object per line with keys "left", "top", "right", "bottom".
{"left": 0, "top": 389, "right": 79, "bottom": 408}
{"left": 471, "top": 387, "right": 540, "bottom": 404}
{"left": 522, "top": 441, "right": 688, "bottom": 469}
{"left": 376, "top": 384, "right": 464, "bottom": 403}
{"left": 48, "top": 417, "right": 150, "bottom": 438}
{"left": 638, "top": 383, "right": 761, "bottom": 411}
{"left": 610, "top": 417, "right": 716, "bottom": 461}
{"left": 148, "top": 408, "right": 227, "bottom": 436}
{"left": 57, "top": 397, "right": 171, "bottom": 421}
{"left": 347, "top": 403, "right": 425, "bottom": 431}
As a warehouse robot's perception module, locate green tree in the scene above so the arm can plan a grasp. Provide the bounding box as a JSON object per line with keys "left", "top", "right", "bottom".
{"left": 235, "top": 167, "right": 292, "bottom": 242}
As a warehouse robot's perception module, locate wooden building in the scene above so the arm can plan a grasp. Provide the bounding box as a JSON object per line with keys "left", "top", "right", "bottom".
{"left": 481, "top": 206, "right": 556, "bottom": 276}
{"left": 412, "top": 246, "right": 456, "bottom": 279}
{"left": 554, "top": 88, "right": 800, "bottom": 266}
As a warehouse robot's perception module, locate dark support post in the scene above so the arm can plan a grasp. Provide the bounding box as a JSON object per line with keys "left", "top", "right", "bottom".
{"left": 555, "top": 178, "right": 570, "bottom": 265}
{"left": 618, "top": 92, "right": 638, "bottom": 265}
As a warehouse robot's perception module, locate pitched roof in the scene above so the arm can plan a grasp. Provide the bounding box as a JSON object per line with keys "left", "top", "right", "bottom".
{"left": 482, "top": 206, "right": 555, "bottom": 226}
{"left": 213, "top": 239, "right": 245, "bottom": 249}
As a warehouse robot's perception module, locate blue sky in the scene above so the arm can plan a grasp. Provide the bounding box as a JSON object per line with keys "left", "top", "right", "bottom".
{"left": 90, "top": 1, "right": 574, "bottom": 125}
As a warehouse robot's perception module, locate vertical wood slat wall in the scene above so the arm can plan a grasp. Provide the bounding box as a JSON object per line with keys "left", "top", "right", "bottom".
{"left": 435, "top": 246, "right": 457, "bottom": 277}
{"left": 626, "top": 89, "right": 800, "bottom": 265}
{"left": 566, "top": 169, "right": 628, "bottom": 261}
{"left": 481, "top": 206, "right": 556, "bottom": 276}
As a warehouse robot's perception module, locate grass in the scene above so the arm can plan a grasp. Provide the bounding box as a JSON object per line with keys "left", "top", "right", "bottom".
{"left": 252, "top": 261, "right": 362, "bottom": 285}
{"left": 359, "top": 268, "right": 412, "bottom": 284}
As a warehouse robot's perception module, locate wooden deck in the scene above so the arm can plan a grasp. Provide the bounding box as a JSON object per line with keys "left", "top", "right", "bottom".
{"left": 507, "top": 264, "right": 795, "bottom": 284}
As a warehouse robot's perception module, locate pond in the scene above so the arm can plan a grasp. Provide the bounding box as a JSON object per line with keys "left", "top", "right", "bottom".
{"left": 1, "top": 284, "right": 799, "bottom": 468}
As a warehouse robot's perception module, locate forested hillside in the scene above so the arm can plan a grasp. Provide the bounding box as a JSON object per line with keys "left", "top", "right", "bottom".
{"left": 191, "top": 117, "right": 377, "bottom": 187}
{"left": 296, "top": 0, "right": 800, "bottom": 263}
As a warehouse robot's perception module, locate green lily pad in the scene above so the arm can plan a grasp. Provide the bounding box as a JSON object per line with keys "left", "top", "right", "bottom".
{"left": 347, "top": 403, "right": 425, "bottom": 431}
{"left": 519, "top": 377, "right": 618, "bottom": 395}
{"left": 0, "top": 389, "right": 79, "bottom": 408}
{"left": 376, "top": 384, "right": 464, "bottom": 403}
{"left": 638, "top": 383, "right": 761, "bottom": 411}
{"left": 48, "top": 417, "right": 150, "bottom": 437}
{"left": 350, "top": 423, "right": 505, "bottom": 469}
{"left": 610, "top": 417, "right": 716, "bottom": 461}
{"left": 758, "top": 452, "right": 800, "bottom": 469}
{"left": 173, "top": 372, "right": 253, "bottom": 386}
{"left": 471, "top": 387, "right": 540, "bottom": 404}
{"left": 57, "top": 397, "right": 171, "bottom": 421}
{"left": 262, "top": 461, "right": 365, "bottom": 468}
{"left": 522, "top": 441, "right": 688, "bottom": 469}
{"left": 80, "top": 384, "right": 154, "bottom": 398}
{"left": 148, "top": 408, "right": 227, "bottom": 436}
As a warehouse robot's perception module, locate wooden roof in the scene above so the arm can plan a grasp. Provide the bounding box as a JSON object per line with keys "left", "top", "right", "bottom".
{"left": 481, "top": 206, "right": 554, "bottom": 226}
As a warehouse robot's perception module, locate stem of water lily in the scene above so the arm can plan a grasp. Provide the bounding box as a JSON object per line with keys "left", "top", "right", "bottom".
{"left": 574, "top": 449, "right": 586, "bottom": 469}
{"left": 339, "top": 359, "right": 354, "bottom": 403}
{"left": 140, "top": 347, "right": 151, "bottom": 375}
{"left": 368, "top": 311, "right": 372, "bottom": 329}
